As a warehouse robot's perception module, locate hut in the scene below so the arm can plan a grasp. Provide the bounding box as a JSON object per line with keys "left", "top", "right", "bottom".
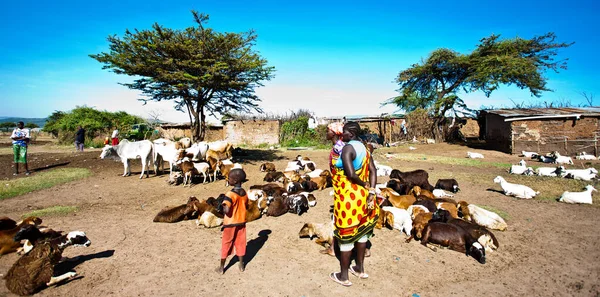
{"left": 481, "top": 107, "right": 600, "bottom": 155}
{"left": 158, "top": 123, "right": 223, "bottom": 141}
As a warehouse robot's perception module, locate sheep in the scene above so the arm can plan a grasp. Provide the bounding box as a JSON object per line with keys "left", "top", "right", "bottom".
{"left": 0, "top": 217, "right": 43, "bottom": 256}
{"left": 434, "top": 178, "right": 460, "bottom": 193}
{"left": 284, "top": 161, "right": 302, "bottom": 172}
{"left": 259, "top": 162, "right": 276, "bottom": 172}
{"left": 381, "top": 206, "right": 412, "bottom": 236}
{"left": 153, "top": 197, "right": 200, "bottom": 223}
{"left": 563, "top": 168, "right": 597, "bottom": 181}
{"left": 521, "top": 151, "right": 539, "bottom": 158}
{"left": 419, "top": 222, "right": 486, "bottom": 264}
{"left": 196, "top": 211, "right": 224, "bottom": 228}
{"left": 493, "top": 176, "right": 539, "bottom": 199}
{"left": 5, "top": 231, "right": 91, "bottom": 296}
{"left": 426, "top": 138, "right": 435, "bottom": 144}
{"left": 467, "top": 151, "right": 484, "bottom": 159}
{"left": 432, "top": 189, "right": 455, "bottom": 198}
{"left": 298, "top": 221, "right": 334, "bottom": 255}
{"left": 459, "top": 201, "right": 508, "bottom": 231}
{"left": 558, "top": 185, "right": 596, "bottom": 204}
{"left": 535, "top": 166, "right": 565, "bottom": 177}
{"left": 389, "top": 169, "right": 434, "bottom": 191}
{"left": 576, "top": 152, "right": 597, "bottom": 160}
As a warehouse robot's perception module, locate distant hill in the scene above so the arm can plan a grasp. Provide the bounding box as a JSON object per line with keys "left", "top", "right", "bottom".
{"left": 0, "top": 117, "right": 47, "bottom": 128}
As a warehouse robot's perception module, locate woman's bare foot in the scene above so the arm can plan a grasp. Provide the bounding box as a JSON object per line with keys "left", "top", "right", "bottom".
{"left": 365, "top": 248, "right": 371, "bottom": 257}
{"left": 239, "top": 262, "right": 245, "bottom": 272}
{"left": 319, "top": 247, "right": 335, "bottom": 256}
{"left": 215, "top": 266, "right": 224, "bottom": 274}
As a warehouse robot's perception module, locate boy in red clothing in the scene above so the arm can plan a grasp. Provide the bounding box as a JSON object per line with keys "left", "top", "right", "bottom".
{"left": 216, "top": 168, "right": 249, "bottom": 274}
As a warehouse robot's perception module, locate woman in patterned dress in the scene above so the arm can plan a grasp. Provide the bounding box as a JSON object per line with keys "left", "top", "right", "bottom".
{"left": 329, "top": 121, "right": 379, "bottom": 287}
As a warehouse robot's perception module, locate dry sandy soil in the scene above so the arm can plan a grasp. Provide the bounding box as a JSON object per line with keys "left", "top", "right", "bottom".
{"left": 0, "top": 142, "right": 599, "bottom": 297}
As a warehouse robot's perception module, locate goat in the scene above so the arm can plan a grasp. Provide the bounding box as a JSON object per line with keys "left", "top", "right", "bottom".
{"left": 285, "top": 194, "right": 310, "bottom": 215}
{"left": 521, "top": 151, "right": 538, "bottom": 158}
{"left": 430, "top": 209, "right": 499, "bottom": 252}
{"left": 378, "top": 188, "right": 416, "bottom": 209}
{"left": 386, "top": 179, "right": 411, "bottom": 195}
{"left": 436, "top": 202, "right": 459, "bottom": 218}
{"left": 408, "top": 186, "right": 436, "bottom": 199}
{"left": 434, "top": 178, "right": 460, "bottom": 193}
{"left": 259, "top": 162, "right": 276, "bottom": 172}
{"left": 5, "top": 231, "right": 91, "bottom": 296}
{"left": 299, "top": 221, "right": 334, "bottom": 254}
{"left": 551, "top": 151, "right": 574, "bottom": 165}
{"left": 559, "top": 185, "right": 596, "bottom": 204}
{"left": 537, "top": 155, "right": 556, "bottom": 163}
{"left": 0, "top": 217, "right": 17, "bottom": 231}
{"left": 420, "top": 222, "right": 486, "bottom": 264}
{"left": 563, "top": 168, "right": 598, "bottom": 181}
{"left": 467, "top": 151, "right": 484, "bottom": 159}
{"left": 459, "top": 201, "right": 508, "bottom": 231}
{"left": 250, "top": 183, "right": 288, "bottom": 197}
{"left": 406, "top": 205, "right": 429, "bottom": 220}
{"left": 300, "top": 179, "right": 319, "bottom": 192}
{"left": 405, "top": 212, "right": 433, "bottom": 242}
{"left": 176, "top": 159, "right": 200, "bottom": 187}
{"left": 263, "top": 171, "right": 285, "bottom": 182}
{"left": 432, "top": 189, "right": 455, "bottom": 198}
{"left": 0, "top": 217, "right": 43, "bottom": 256}
{"left": 197, "top": 211, "right": 224, "bottom": 228}
{"left": 576, "top": 152, "right": 596, "bottom": 160}
{"left": 14, "top": 226, "right": 64, "bottom": 256}
{"left": 381, "top": 206, "right": 412, "bottom": 236}
{"left": 153, "top": 197, "right": 200, "bottom": 223}
{"left": 389, "top": 169, "right": 434, "bottom": 191}
{"left": 266, "top": 195, "right": 289, "bottom": 217}
{"left": 536, "top": 166, "right": 565, "bottom": 177}
{"left": 493, "top": 176, "right": 539, "bottom": 199}
{"left": 413, "top": 198, "right": 437, "bottom": 212}
{"left": 374, "top": 161, "right": 393, "bottom": 177}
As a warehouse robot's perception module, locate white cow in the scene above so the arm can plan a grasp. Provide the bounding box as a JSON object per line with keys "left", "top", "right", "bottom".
{"left": 100, "top": 139, "right": 153, "bottom": 179}
{"left": 152, "top": 139, "right": 181, "bottom": 176}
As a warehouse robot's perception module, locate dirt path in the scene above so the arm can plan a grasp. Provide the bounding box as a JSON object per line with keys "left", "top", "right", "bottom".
{"left": 0, "top": 145, "right": 599, "bottom": 296}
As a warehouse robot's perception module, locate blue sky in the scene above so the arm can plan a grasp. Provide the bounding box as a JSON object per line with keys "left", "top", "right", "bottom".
{"left": 1, "top": 0, "right": 598, "bottom": 123}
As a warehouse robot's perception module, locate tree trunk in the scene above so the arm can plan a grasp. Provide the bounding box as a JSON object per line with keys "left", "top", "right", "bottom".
{"left": 199, "top": 107, "right": 206, "bottom": 141}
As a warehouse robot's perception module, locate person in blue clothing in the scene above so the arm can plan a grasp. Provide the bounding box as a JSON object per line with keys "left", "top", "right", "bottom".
{"left": 75, "top": 125, "right": 85, "bottom": 152}
{"left": 11, "top": 121, "right": 31, "bottom": 176}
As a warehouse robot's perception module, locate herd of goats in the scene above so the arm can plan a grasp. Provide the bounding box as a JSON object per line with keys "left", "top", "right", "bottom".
{"left": 1, "top": 138, "right": 597, "bottom": 295}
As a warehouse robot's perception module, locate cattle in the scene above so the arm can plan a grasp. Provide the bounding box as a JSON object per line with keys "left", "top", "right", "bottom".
{"left": 100, "top": 139, "right": 154, "bottom": 179}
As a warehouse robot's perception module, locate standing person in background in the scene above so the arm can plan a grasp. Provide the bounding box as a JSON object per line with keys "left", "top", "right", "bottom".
{"left": 111, "top": 127, "right": 119, "bottom": 146}
{"left": 11, "top": 121, "right": 30, "bottom": 176}
{"left": 75, "top": 125, "right": 85, "bottom": 152}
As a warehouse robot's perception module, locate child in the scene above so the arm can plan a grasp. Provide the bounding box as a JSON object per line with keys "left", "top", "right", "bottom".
{"left": 104, "top": 137, "right": 110, "bottom": 146}
{"left": 216, "top": 168, "right": 249, "bottom": 274}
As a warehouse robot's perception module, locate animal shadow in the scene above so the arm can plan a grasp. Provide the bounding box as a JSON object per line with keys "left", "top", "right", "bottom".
{"left": 225, "top": 230, "right": 271, "bottom": 272}
{"left": 486, "top": 188, "right": 504, "bottom": 194}
{"left": 54, "top": 250, "right": 115, "bottom": 276}
{"left": 233, "top": 148, "right": 284, "bottom": 164}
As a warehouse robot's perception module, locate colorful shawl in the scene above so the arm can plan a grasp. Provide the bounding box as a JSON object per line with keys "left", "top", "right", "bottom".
{"left": 331, "top": 146, "right": 379, "bottom": 245}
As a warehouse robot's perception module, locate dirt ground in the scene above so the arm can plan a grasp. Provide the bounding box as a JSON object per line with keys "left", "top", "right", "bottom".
{"left": 1, "top": 143, "right": 599, "bottom": 297}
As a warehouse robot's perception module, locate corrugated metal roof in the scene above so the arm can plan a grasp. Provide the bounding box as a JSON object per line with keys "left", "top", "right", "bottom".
{"left": 485, "top": 107, "right": 600, "bottom": 117}
{"left": 323, "top": 114, "right": 405, "bottom": 121}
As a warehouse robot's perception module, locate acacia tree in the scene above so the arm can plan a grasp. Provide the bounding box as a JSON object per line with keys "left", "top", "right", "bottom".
{"left": 385, "top": 33, "right": 573, "bottom": 140}
{"left": 90, "top": 11, "right": 275, "bottom": 141}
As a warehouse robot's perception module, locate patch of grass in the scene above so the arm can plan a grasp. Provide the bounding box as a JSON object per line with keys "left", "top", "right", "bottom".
{"left": 0, "top": 168, "right": 92, "bottom": 200}
{"left": 390, "top": 153, "right": 512, "bottom": 169}
{"left": 21, "top": 206, "right": 78, "bottom": 218}
{"left": 479, "top": 205, "right": 510, "bottom": 220}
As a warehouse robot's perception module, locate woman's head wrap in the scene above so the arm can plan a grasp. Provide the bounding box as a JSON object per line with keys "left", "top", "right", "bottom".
{"left": 327, "top": 122, "right": 344, "bottom": 135}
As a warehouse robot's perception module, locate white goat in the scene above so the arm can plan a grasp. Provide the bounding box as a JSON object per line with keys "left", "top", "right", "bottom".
{"left": 559, "top": 185, "right": 596, "bottom": 204}
{"left": 432, "top": 189, "right": 455, "bottom": 198}
{"left": 563, "top": 168, "right": 597, "bottom": 181}
{"left": 521, "top": 151, "right": 538, "bottom": 158}
{"left": 381, "top": 206, "right": 412, "bottom": 236}
{"left": 509, "top": 160, "right": 533, "bottom": 175}
{"left": 552, "top": 152, "right": 574, "bottom": 165}
{"left": 537, "top": 155, "right": 555, "bottom": 163}
{"left": 576, "top": 152, "right": 597, "bottom": 160}
{"left": 306, "top": 169, "right": 324, "bottom": 178}
{"left": 493, "top": 176, "right": 539, "bottom": 199}
{"left": 374, "top": 161, "right": 393, "bottom": 177}
{"left": 467, "top": 204, "right": 508, "bottom": 231}
{"left": 192, "top": 161, "right": 212, "bottom": 183}
{"left": 467, "top": 151, "right": 484, "bottom": 159}
{"left": 535, "top": 166, "right": 565, "bottom": 177}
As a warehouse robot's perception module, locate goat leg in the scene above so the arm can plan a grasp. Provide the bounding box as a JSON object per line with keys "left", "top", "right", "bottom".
{"left": 405, "top": 235, "right": 414, "bottom": 243}
{"left": 46, "top": 272, "right": 77, "bottom": 286}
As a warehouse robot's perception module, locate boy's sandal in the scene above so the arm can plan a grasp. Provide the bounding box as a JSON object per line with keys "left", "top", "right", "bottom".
{"left": 329, "top": 272, "right": 352, "bottom": 287}
{"left": 349, "top": 266, "right": 369, "bottom": 279}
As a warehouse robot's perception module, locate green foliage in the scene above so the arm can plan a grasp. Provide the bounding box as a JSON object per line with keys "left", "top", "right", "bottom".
{"left": 280, "top": 116, "right": 310, "bottom": 142}
{"left": 22, "top": 206, "right": 79, "bottom": 218}
{"left": 0, "top": 122, "right": 16, "bottom": 132}
{"left": 385, "top": 33, "right": 573, "bottom": 139}
{"left": 90, "top": 11, "right": 275, "bottom": 141}
{"left": 24, "top": 122, "right": 39, "bottom": 129}
{"left": 280, "top": 118, "right": 329, "bottom": 148}
{"left": 43, "top": 106, "right": 145, "bottom": 145}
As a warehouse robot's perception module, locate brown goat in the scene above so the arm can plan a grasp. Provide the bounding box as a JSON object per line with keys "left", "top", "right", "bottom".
{"left": 153, "top": 197, "right": 200, "bottom": 223}
{"left": 457, "top": 201, "right": 472, "bottom": 221}
{"left": 246, "top": 199, "right": 262, "bottom": 223}
{"left": 437, "top": 202, "right": 459, "bottom": 218}
{"left": 405, "top": 212, "right": 433, "bottom": 243}
{"left": 0, "top": 217, "right": 43, "bottom": 256}
{"left": 408, "top": 186, "right": 435, "bottom": 199}
{"left": 0, "top": 216, "right": 17, "bottom": 231}
{"left": 266, "top": 196, "right": 289, "bottom": 217}
{"left": 250, "top": 183, "right": 288, "bottom": 197}
{"left": 376, "top": 209, "right": 394, "bottom": 229}
{"left": 379, "top": 188, "right": 416, "bottom": 209}
{"left": 420, "top": 222, "right": 486, "bottom": 264}
{"left": 259, "top": 162, "right": 276, "bottom": 172}
{"left": 263, "top": 171, "right": 285, "bottom": 182}
{"left": 308, "top": 175, "right": 331, "bottom": 190}
{"left": 218, "top": 162, "right": 235, "bottom": 186}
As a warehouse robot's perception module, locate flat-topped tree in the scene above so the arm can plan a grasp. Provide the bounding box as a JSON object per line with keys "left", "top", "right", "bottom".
{"left": 91, "top": 11, "right": 275, "bottom": 141}
{"left": 384, "top": 33, "right": 573, "bottom": 140}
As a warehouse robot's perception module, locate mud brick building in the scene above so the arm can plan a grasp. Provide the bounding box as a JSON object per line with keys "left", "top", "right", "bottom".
{"left": 222, "top": 119, "right": 280, "bottom": 146}
{"left": 481, "top": 107, "right": 600, "bottom": 155}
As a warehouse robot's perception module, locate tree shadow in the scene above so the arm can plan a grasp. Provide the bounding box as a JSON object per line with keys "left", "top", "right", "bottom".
{"left": 54, "top": 250, "right": 115, "bottom": 275}
{"left": 31, "top": 162, "right": 70, "bottom": 173}
{"left": 233, "top": 148, "right": 284, "bottom": 164}
{"left": 225, "top": 229, "right": 271, "bottom": 272}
